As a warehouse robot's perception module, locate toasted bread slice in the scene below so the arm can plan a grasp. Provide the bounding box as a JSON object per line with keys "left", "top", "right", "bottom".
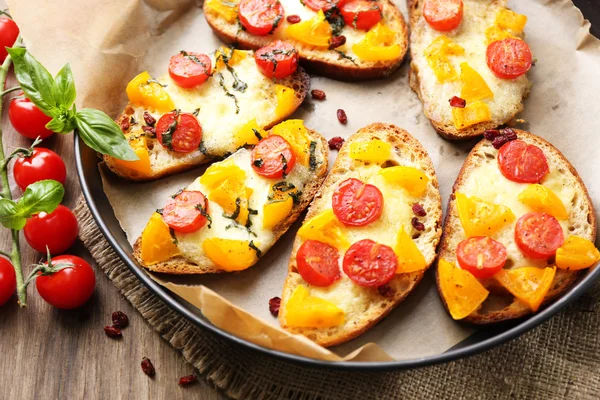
{"left": 408, "top": 0, "right": 532, "bottom": 140}
{"left": 279, "top": 124, "right": 443, "bottom": 347}
{"left": 104, "top": 49, "right": 309, "bottom": 181}
{"left": 133, "top": 126, "right": 329, "bottom": 274}
{"left": 436, "top": 130, "right": 596, "bottom": 323}
{"left": 204, "top": 0, "right": 408, "bottom": 81}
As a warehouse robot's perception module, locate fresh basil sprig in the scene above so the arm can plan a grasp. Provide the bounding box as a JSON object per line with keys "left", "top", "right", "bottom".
{"left": 6, "top": 47, "right": 138, "bottom": 161}
{"left": 0, "top": 180, "right": 64, "bottom": 230}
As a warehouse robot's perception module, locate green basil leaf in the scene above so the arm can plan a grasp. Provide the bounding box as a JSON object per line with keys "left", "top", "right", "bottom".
{"left": 6, "top": 47, "right": 58, "bottom": 116}
{"left": 46, "top": 106, "right": 78, "bottom": 134}
{"left": 75, "top": 108, "right": 138, "bottom": 161}
{"left": 0, "top": 198, "right": 23, "bottom": 230}
{"left": 19, "top": 180, "right": 65, "bottom": 217}
{"left": 46, "top": 117, "right": 65, "bottom": 133}
{"left": 54, "top": 64, "right": 76, "bottom": 108}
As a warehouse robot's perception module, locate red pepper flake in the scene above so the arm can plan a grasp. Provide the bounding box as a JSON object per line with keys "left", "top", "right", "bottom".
{"left": 328, "top": 136, "right": 345, "bottom": 151}
{"left": 104, "top": 325, "right": 122, "bottom": 339}
{"left": 449, "top": 96, "right": 466, "bottom": 108}
{"left": 411, "top": 217, "right": 425, "bottom": 232}
{"left": 377, "top": 284, "right": 395, "bottom": 298}
{"left": 311, "top": 89, "right": 326, "bottom": 100}
{"left": 337, "top": 109, "right": 348, "bottom": 124}
{"left": 142, "top": 125, "right": 156, "bottom": 136}
{"left": 329, "top": 35, "right": 347, "bottom": 50}
{"left": 412, "top": 203, "right": 427, "bottom": 217}
{"left": 502, "top": 127, "right": 518, "bottom": 141}
{"left": 178, "top": 374, "right": 198, "bottom": 386}
{"left": 141, "top": 357, "right": 155, "bottom": 377}
{"left": 143, "top": 111, "right": 156, "bottom": 126}
{"left": 119, "top": 117, "right": 130, "bottom": 132}
{"left": 286, "top": 15, "right": 301, "bottom": 24}
{"left": 492, "top": 135, "right": 509, "bottom": 149}
{"left": 269, "top": 297, "right": 281, "bottom": 317}
{"left": 112, "top": 311, "right": 129, "bottom": 329}
{"left": 483, "top": 129, "right": 501, "bottom": 140}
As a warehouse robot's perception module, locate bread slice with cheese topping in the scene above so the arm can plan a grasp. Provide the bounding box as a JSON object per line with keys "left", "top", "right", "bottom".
{"left": 279, "top": 124, "right": 442, "bottom": 347}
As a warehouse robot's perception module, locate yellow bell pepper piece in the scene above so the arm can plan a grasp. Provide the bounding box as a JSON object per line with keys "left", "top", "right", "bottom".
{"left": 438, "top": 259, "right": 489, "bottom": 320}
{"left": 234, "top": 119, "right": 266, "bottom": 148}
{"left": 495, "top": 266, "right": 555, "bottom": 312}
{"left": 275, "top": 85, "right": 297, "bottom": 120}
{"left": 271, "top": 120, "right": 311, "bottom": 166}
{"left": 209, "top": 180, "right": 253, "bottom": 226}
{"left": 203, "top": 238, "right": 259, "bottom": 271}
{"left": 395, "top": 227, "right": 427, "bottom": 273}
{"left": 286, "top": 10, "right": 332, "bottom": 48}
{"left": 556, "top": 236, "right": 600, "bottom": 271}
{"left": 455, "top": 192, "right": 515, "bottom": 237}
{"left": 140, "top": 212, "right": 180, "bottom": 265}
{"left": 452, "top": 101, "right": 491, "bottom": 129}
{"left": 460, "top": 62, "right": 493, "bottom": 103}
{"left": 352, "top": 23, "right": 401, "bottom": 62}
{"left": 518, "top": 184, "right": 568, "bottom": 220}
{"left": 485, "top": 25, "right": 514, "bottom": 45}
{"left": 126, "top": 71, "right": 174, "bottom": 113}
{"left": 263, "top": 197, "right": 293, "bottom": 230}
{"left": 205, "top": 0, "right": 238, "bottom": 23}
{"left": 112, "top": 136, "right": 152, "bottom": 176}
{"left": 349, "top": 139, "right": 392, "bottom": 164}
{"left": 284, "top": 285, "right": 345, "bottom": 328}
{"left": 215, "top": 45, "right": 247, "bottom": 71}
{"left": 495, "top": 9, "right": 527, "bottom": 34}
{"left": 200, "top": 158, "right": 246, "bottom": 190}
{"left": 424, "top": 36, "right": 465, "bottom": 83}
{"left": 298, "top": 209, "right": 350, "bottom": 250}
{"left": 378, "top": 166, "right": 429, "bottom": 197}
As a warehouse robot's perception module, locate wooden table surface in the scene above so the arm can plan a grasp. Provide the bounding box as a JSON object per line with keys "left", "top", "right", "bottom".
{"left": 0, "top": 2, "right": 598, "bottom": 399}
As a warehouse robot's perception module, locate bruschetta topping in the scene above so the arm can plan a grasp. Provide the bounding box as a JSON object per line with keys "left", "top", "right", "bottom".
{"left": 556, "top": 236, "right": 600, "bottom": 271}
{"left": 515, "top": 212, "right": 564, "bottom": 259}
{"left": 156, "top": 111, "right": 203, "bottom": 153}
{"left": 349, "top": 138, "right": 391, "bottom": 163}
{"left": 449, "top": 96, "right": 466, "bottom": 108}
{"left": 456, "top": 236, "right": 507, "bottom": 279}
{"left": 140, "top": 213, "right": 181, "bottom": 265}
{"left": 455, "top": 192, "right": 515, "bottom": 237}
{"left": 494, "top": 266, "right": 556, "bottom": 312}
{"left": 297, "top": 240, "right": 342, "bottom": 286}
{"left": 254, "top": 40, "right": 299, "bottom": 79}
{"left": 485, "top": 9, "right": 527, "bottom": 45}
{"left": 422, "top": 0, "right": 463, "bottom": 32}
{"left": 202, "top": 238, "right": 260, "bottom": 271}
{"left": 206, "top": 0, "right": 238, "bottom": 23}
{"left": 284, "top": 285, "right": 345, "bottom": 328}
{"left": 126, "top": 71, "right": 174, "bottom": 112}
{"left": 497, "top": 140, "right": 549, "bottom": 183}
{"left": 424, "top": 35, "right": 464, "bottom": 83}
{"left": 162, "top": 190, "right": 210, "bottom": 233}
{"left": 486, "top": 38, "right": 532, "bottom": 80}
{"left": 169, "top": 51, "right": 212, "bottom": 88}
{"left": 238, "top": 0, "right": 284, "bottom": 36}
{"left": 459, "top": 62, "right": 493, "bottom": 103}
{"left": 518, "top": 184, "right": 568, "bottom": 220}
{"left": 286, "top": 10, "right": 332, "bottom": 48}
{"left": 438, "top": 258, "right": 489, "bottom": 320}
{"left": 251, "top": 135, "right": 297, "bottom": 178}
{"left": 339, "top": 0, "right": 382, "bottom": 31}
{"left": 395, "top": 227, "right": 426, "bottom": 273}
{"left": 352, "top": 22, "right": 401, "bottom": 62}
{"left": 298, "top": 210, "right": 350, "bottom": 249}
{"left": 378, "top": 166, "right": 430, "bottom": 197}
{"left": 451, "top": 101, "right": 491, "bottom": 129}
{"left": 332, "top": 178, "right": 384, "bottom": 227}
{"left": 342, "top": 239, "right": 397, "bottom": 287}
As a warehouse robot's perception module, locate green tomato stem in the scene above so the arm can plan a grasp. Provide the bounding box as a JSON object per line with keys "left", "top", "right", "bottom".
{"left": 0, "top": 86, "right": 20, "bottom": 97}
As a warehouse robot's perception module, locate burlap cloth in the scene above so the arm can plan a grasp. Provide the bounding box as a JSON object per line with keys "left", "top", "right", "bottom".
{"left": 74, "top": 196, "right": 600, "bottom": 399}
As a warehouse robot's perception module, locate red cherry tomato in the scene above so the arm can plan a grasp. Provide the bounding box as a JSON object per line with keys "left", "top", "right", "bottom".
{"left": 515, "top": 212, "right": 564, "bottom": 259}
{"left": 302, "top": 0, "right": 345, "bottom": 12}
{"left": 254, "top": 41, "right": 299, "bottom": 79}
{"left": 340, "top": 0, "right": 382, "bottom": 31}
{"left": 23, "top": 205, "right": 79, "bottom": 254}
{"left": 332, "top": 178, "right": 383, "bottom": 227}
{"left": 498, "top": 140, "right": 549, "bottom": 183}
{"left": 486, "top": 38, "right": 532, "bottom": 79}
{"left": 456, "top": 236, "right": 507, "bottom": 279}
{"left": 8, "top": 97, "right": 54, "bottom": 140}
{"left": 343, "top": 239, "right": 397, "bottom": 287}
{"left": 13, "top": 148, "right": 67, "bottom": 191}
{"left": 169, "top": 51, "right": 212, "bottom": 88}
{"left": 296, "top": 240, "right": 341, "bottom": 287}
{"left": 0, "top": 17, "right": 19, "bottom": 62}
{"left": 162, "top": 190, "right": 209, "bottom": 233}
{"left": 36, "top": 255, "right": 95, "bottom": 309}
{"left": 238, "top": 0, "right": 285, "bottom": 36}
{"left": 0, "top": 258, "right": 16, "bottom": 306}
{"left": 251, "top": 135, "right": 296, "bottom": 179}
{"left": 156, "top": 112, "right": 202, "bottom": 153}
{"left": 422, "top": 0, "right": 463, "bottom": 32}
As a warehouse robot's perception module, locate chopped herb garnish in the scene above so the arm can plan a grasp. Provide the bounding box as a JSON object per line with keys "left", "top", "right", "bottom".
{"left": 252, "top": 128, "right": 263, "bottom": 141}
{"left": 192, "top": 108, "right": 200, "bottom": 116}
{"left": 253, "top": 158, "right": 264, "bottom": 168}
{"left": 147, "top": 78, "right": 167, "bottom": 87}
{"left": 169, "top": 227, "right": 178, "bottom": 245}
{"left": 195, "top": 204, "right": 212, "bottom": 228}
{"left": 217, "top": 72, "right": 240, "bottom": 114}
{"left": 216, "top": 47, "right": 248, "bottom": 92}
{"left": 198, "top": 140, "right": 207, "bottom": 155}
{"left": 248, "top": 208, "right": 258, "bottom": 215}
{"left": 309, "top": 141, "right": 318, "bottom": 171}
{"left": 281, "top": 154, "right": 288, "bottom": 178}
{"left": 270, "top": 14, "right": 282, "bottom": 34}
{"left": 156, "top": 208, "right": 164, "bottom": 215}
{"left": 249, "top": 241, "right": 262, "bottom": 258}
{"left": 171, "top": 188, "right": 184, "bottom": 199}
{"left": 325, "top": 8, "right": 345, "bottom": 37}
{"left": 180, "top": 50, "right": 209, "bottom": 69}
{"left": 223, "top": 197, "right": 242, "bottom": 221}
{"left": 130, "top": 116, "right": 137, "bottom": 125}
{"left": 161, "top": 109, "right": 180, "bottom": 151}
{"left": 335, "top": 50, "right": 358, "bottom": 66}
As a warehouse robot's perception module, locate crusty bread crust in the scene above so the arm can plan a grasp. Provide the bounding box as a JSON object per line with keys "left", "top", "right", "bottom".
{"left": 204, "top": 1, "right": 408, "bottom": 81}
{"left": 279, "top": 124, "right": 443, "bottom": 347}
{"left": 407, "top": 0, "right": 530, "bottom": 140}
{"left": 104, "top": 68, "right": 311, "bottom": 181}
{"left": 436, "top": 130, "right": 597, "bottom": 324}
{"left": 132, "top": 128, "right": 329, "bottom": 274}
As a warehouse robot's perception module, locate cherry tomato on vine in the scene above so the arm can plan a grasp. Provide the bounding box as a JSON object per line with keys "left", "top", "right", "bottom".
{"left": 8, "top": 97, "right": 54, "bottom": 140}
{"left": 0, "top": 257, "right": 16, "bottom": 306}
{"left": 36, "top": 255, "right": 96, "bottom": 309}
{"left": 24, "top": 205, "right": 79, "bottom": 254}
{"left": 13, "top": 148, "right": 67, "bottom": 191}
{"left": 0, "top": 17, "right": 19, "bottom": 62}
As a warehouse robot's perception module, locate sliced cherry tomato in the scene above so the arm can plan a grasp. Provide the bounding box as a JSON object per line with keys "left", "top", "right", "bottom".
{"left": 238, "top": 0, "right": 284, "bottom": 36}
{"left": 24, "top": 205, "right": 79, "bottom": 254}
{"left": 0, "top": 257, "right": 16, "bottom": 306}
{"left": 8, "top": 97, "right": 54, "bottom": 140}
{"left": 486, "top": 38, "right": 532, "bottom": 79}
{"left": 456, "top": 236, "right": 507, "bottom": 280}
{"left": 251, "top": 135, "right": 296, "bottom": 178}
{"left": 254, "top": 41, "right": 299, "bottom": 79}
{"left": 422, "top": 0, "right": 463, "bottom": 32}
{"left": 343, "top": 239, "right": 397, "bottom": 287}
{"left": 0, "top": 17, "right": 19, "bottom": 62}
{"left": 156, "top": 111, "right": 203, "bottom": 153}
{"left": 13, "top": 148, "right": 67, "bottom": 191}
{"left": 169, "top": 51, "right": 212, "bottom": 88}
{"left": 515, "top": 212, "right": 564, "bottom": 259}
{"left": 340, "top": 0, "right": 382, "bottom": 31}
{"left": 498, "top": 140, "right": 549, "bottom": 184}
{"left": 332, "top": 178, "right": 383, "bottom": 227}
{"left": 302, "top": 0, "right": 343, "bottom": 12}
{"left": 162, "top": 190, "right": 209, "bottom": 233}
{"left": 36, "top": 255, "right": 96, "bottom": 309}
{"left": 296, "top": 240, "right": 341, "bottom": 286}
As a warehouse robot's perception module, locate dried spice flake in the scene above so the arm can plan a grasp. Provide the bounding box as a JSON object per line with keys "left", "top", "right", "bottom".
{"left": 328, "top": 136, "right": 345, "bottom": 151}
{"left": 178, "top": 375, "right": 198, "bottom": 386}
{"left": 269, "top": 297, "right": 281, "bottom": 317}
{"left": 104, "top": 325, "right": 122, "bottom": 339}
{"left": 112, "top": 311, "right": 129, "bottom": 329}
{"left": 141, "top": 357, "right": 156, "bottom": 377}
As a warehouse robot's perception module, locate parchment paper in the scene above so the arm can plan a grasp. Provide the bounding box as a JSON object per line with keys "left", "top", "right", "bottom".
{"left": 10, "top": 0, "right": 600, "bottom": 361}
